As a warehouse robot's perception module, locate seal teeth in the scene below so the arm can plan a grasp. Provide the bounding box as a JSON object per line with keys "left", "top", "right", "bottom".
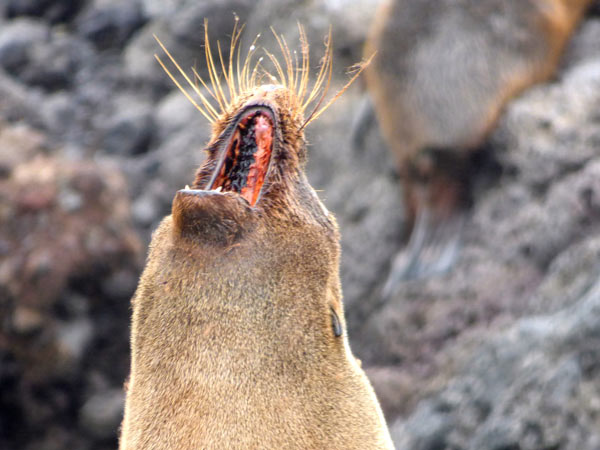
{"left": 185, "top": 184, "right": 190, "bottom": 190}
{"left": 214, "top": 186, "right": 223, "bottom": 192}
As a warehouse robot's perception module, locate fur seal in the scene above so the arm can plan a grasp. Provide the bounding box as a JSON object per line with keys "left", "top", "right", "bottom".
{"left": 120, "top": 23, "right": 393, "bottom": 449}
{"left": 360, "top": 0, "right": 591, "bottom": 290}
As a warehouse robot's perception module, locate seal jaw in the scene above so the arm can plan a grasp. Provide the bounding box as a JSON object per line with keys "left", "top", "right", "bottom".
{"left": 172, "top": 189, "right": 255, "bottom": 246}
{"left": 206, "top": 105, "right": 276, "bottom": 207}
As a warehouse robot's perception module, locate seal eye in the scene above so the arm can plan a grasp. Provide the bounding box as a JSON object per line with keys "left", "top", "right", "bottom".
{"left": 330, "top": 307, "right": 342, "bottom": 337}
{"left": 208, "top": 107, "right": 274, "bottom": 206}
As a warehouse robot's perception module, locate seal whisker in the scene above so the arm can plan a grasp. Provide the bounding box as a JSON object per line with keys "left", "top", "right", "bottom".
{"left": 153, "top": 50, "right": 217, "bottom": 123}
{"left": 203, "top": 19, "right": 229, "bottom": 113}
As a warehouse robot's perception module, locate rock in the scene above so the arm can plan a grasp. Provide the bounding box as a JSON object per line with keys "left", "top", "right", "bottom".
{"left": 123, "top": 20, "right": 173, "bottom": 90}
{"left": 102, "top": 104, "right": 154, "bottom": 155}
{"left": 79, "top": 389, "right": 125, "bottom": 439}
{"left": 365, "top": 366, "right": 417, "bottom": 419}
{"left": 0, "top": 122, "right": 141, "bottom": 449}
{"left": 0, "top": 69, "right": 45, "bottom": 126}
{"left": 6, "top": 0, "right": 85, "bottom": 24}
{"left": 76, "top": 0, "right": 147, "bottom": 50}
{"left": 564, "top": 19, "right": 600, "bottom": 67}
{"left": 0, "top": 17, "right": 49, "bottom": 73}
{"left": 12, "top": 307, "right": 44, "bottom": 335}
{"left": 153, "top": 88, "right": 198, "bottom": 142}
{"left": 39, "top": 91, "right": 78, "bottom": 136}
{"left": 167, "top": 0, "right": 253, "bottom": 50}
{"left": 131, "top": 190, "right": 161, "bottom": 228}
{"left": 494, "top": 59, "right": 600, "bottom": 190}
{"left": 244, "top": 0, "right": 382, "bottom": 71}
{"left": 391, "top": 279, "right": 600, "bottom": 449}
{"left": 20, "top": 31, "right": 94, "bottom": 91}
{"left": 0, "top": 122, "right": 47, "bottom": 173}
{"left": 124, "top": 0, "right": 252, "bottom": 89}
{"left": 528, "top": 235, "right": 600, "bottom": 314}
{"left": 101, "top": 269, "right": 139, "bottom": 299}
{"left": 56, "top": 318, "right": 94, "bottom": 372}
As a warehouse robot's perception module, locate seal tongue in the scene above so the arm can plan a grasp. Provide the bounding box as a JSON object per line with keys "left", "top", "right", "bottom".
{"left": 210, "top": 111, "right": 273, "bottom": 206}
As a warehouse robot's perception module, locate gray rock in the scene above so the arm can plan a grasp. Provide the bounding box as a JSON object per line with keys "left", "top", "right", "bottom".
{"left": 167, "top": 0, "right": 253, "bottom": 49}
{"left": 123, "top": 20, "right": 173, "bottom": 89}
{"left": 495, "top": 58, "right": 600, "bottom": 191}
{"left": 79, "top": 389, "right": 125, "bottom": 439}
{"left": 392, "top": 279, "right": 600, "bottom": 449}
{"left": 76, "top": 0, "right": 147, "bottom": 49}
{"left": 563, "top": 18, "right": 600, "bottom": 67}
{"left": 101, "top": 268, "right": 139, "bottom": 299}
{"left": 39, "top": 91, "right": 77, "bottom": 136}
{"left": 6, "top": 0, "right": 85, "bottom": 24}
{"left": 56, "top": 318, "right": 94, "bottom": 372}
{"left": 0, "top": 17, "right": 49, "bottom": 73}
{"left": 102, "top": 105, "right": 154, "bottom": 155}
{"left": 244, "top": 0, "right": 382, "bottom": 71}
{"left": 131, "top": 190, "right": 162, "bottom": 228}
{"left": 153, "top": 88, "right": 199, "bottom": 142}
{"left": 125, "top": 1, "right": 252, "bottom": 90}
{"left": 20, "top": 32, "right": 94, "bottom": 90}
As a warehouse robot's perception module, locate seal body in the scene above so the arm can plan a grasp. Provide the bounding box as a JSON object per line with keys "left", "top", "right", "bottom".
{"left": 120, "top": 85, "right": 393, "bottom": 449}
{"left": 363, "top": 0, "right": 591, "bottom": 284}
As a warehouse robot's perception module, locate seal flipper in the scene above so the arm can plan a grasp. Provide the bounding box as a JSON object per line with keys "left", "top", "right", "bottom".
{"left": 172, "top": 189, "right": 255, "bottom": 246}
{"left": 382, "top": 147, "right": 471, "bottom": 297}
{"left": 382, "top": 206, "right": 465, "bottom": 297}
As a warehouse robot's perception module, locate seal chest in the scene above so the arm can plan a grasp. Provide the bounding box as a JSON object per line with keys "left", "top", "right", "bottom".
{"left": 119, "top": 23, "right": 393, "bottom": 450}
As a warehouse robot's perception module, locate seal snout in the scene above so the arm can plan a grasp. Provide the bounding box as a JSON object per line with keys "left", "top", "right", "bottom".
{"left": 206, "top": 105, "right": 275, "bottom": 207}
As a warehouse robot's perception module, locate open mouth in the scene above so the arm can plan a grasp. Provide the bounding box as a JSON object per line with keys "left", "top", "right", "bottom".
{"left": 206, "top": 106, "right": 274, "bottom": 207}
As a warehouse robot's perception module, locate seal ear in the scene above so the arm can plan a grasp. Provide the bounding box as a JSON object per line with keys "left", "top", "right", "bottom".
{"left": 330, "top": 307, "right": 343, "bottom": 337}
{"left": 172, "top": 189, "right": 255, "bottom": 246}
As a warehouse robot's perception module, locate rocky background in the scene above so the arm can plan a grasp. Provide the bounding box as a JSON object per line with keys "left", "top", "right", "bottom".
{"left": 0, "top": 1, "right": 599, "bottom": 449}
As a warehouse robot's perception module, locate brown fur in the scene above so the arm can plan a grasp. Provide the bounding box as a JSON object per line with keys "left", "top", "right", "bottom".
{"left": 120, "top": 28, "right": 393, "bottom": 449}
{"left": 364, "top": 0, "right": 591, "bottom": 224}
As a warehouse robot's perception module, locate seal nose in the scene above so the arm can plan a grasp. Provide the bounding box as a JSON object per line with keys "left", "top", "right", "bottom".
{"left": 248, "top": 84, "right": 285, "bottom": 102}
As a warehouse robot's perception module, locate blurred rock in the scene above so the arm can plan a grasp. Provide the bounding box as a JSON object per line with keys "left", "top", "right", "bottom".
{"left": 0, "top": 121, "right": 141, "bottom": 450}
{"left": 20, "top": 31, "right": 94, "bottom": 91}
{"left": 76, "top": 0, "right": 147, "bottom": 50}
{"left": 124, "top": 0, "right": 251, "bottom": 89}
{"left": 56, "top": 318, "right": 94, "bottom": 373}
{"left": 102, "top": 104, "right": 153, "bottom": 155}
{"left": 0, "top": 122, "right": 47, "bottom": 173}
{"left": 244, "top": 0, "right": 382, "bottom": 71}
{"left": 6, "top": 0, "right": 85, "bottom": 24}
{"left": 123, "top": 20, "right": 173, "bottom": 90}
{"left": 391, "top": 279, "right": 600, "bottom": 449}
{"left": 564, "top": 19, "right": 600, "bottom": 67}
{"left": 0, "top": 17, "right": 49, "bottom": 73}
{"left": 0, "top": 68, "right": 45, "bottom": 126}
{"left": 79, "top": 389, "right": 125, "bottom": 439}
{"left": 153, "top": 88, "right": 198, "bottom": 142}
{"left": 130, "top": 190, "right": 161, "bottom": 228}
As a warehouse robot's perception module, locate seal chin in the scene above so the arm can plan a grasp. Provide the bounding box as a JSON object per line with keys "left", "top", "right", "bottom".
{"left": 172, "top": 189, "right": 255, "bottom": 245}
{"left": 205, "top": 105, "right": 275, "bottom": 207}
